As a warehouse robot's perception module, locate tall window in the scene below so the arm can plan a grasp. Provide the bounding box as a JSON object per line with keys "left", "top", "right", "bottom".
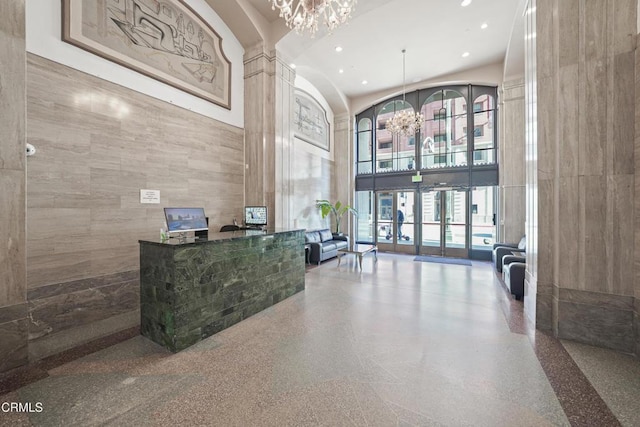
{"left": 420, "top": 89, "right": 467, "bottom": 169}
{"left": 356, "top": 118, "right": 372, "bottom": 174}
{"left": 376, "top": 100, "right": 416, "bottom": 172}
{"left": 472, "top": 94, "right": 495, "bottom": 165}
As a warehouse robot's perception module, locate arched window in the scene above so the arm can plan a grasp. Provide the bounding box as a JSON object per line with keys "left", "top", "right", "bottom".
{"left": 420, "top": 89, "right": 467, "bottom": 169}
{"left": 356, "top": 118, "right": 372, "bottom": 174}
{"left": 376, "top": 100, "right": 415, "bottom": 172}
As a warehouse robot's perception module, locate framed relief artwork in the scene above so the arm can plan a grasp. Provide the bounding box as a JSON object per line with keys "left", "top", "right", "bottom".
{"left": 294, "top": 89, "right": 330, "bottom": 151}
{"left": 62, "top": 0, "right": 232, "bottom": 109}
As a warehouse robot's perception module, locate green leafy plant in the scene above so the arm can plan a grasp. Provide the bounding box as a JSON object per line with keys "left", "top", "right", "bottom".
{"left": 315, "top": 200, "right": 358, "bottom": 235}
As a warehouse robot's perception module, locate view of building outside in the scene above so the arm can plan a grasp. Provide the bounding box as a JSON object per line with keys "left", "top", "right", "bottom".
{"left": 357, "top": 92, "right": 495, "bottom": 175}
{"left": 353, "top": 86, "right": 498, "bottom": 253}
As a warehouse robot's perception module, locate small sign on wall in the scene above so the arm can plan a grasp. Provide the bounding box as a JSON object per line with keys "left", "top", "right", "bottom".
{"left": 140, "top": 189, "right": 160, "bottom": 204}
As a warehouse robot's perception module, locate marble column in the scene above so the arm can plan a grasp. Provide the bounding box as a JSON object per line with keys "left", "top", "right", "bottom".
{"left": 527, "top": 0, "right": 637, "bottom": 354}
{"left": 0, "top": 0, "right": 27, "bottom": 373}
{"left": 274, "top": 57, "right": 296, "bottom": 229}
{"left": 499, "top": 79, "right": 526, "bottom": 243}
{"left": 244, "top": 44, "right": 276, "bottom": 226}
{"left": 244, "top": 45, "right": 299, "bottom": 230}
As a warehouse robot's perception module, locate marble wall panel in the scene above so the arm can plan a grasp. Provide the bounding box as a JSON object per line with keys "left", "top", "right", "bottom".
{"left": 611, "top": 0, "right": 637, "bottom": 54}
{"left": 579, "top": 59, "right": 607, "bottom": 177}
{"left": 0, "top": 301, "right": 28, "bottom": 372}
{"left": 536, "top": 77, "right": 556, "bottom": 182}
{"left": 501, "top": 186, "right": 526, "bottom": 243}
{"left": 578, "top": 175, "right": 608, "bottom": 292}
{"left": 28, "top": 275, "right": 139, "bottom": 341}
{"left": 634, "top": 298, "right": 639, "bottom": 356}
{"left": 557, "top": 0, "right": 579, "bottom": 68}
{"left": 25, "top": 53, "right": 243, "bottom": 358}
{"left": 0, "top": 0, "right": 26, "bottom": 319}
{"left": 537, "top": 178, "right": 555, "bottom": 285}
{"left": 0, "top": 171, "right": 26, "bottom": 307}
{"left": 536, "top": 280, "right": 554, "bottom": 332}
{"left": 0, "top": 0, "right": 26, "bottom": 171}
{"left": 583, "top": 0, "right": 608, "bottom": 61}
{"left": 557, "top": 288, "right": 634, "bottom": 353}
{"left": 27, "top": 54, "right": 244, "bottom": 290}
{"left": 0, "top": 318, "right": 28, "bottom": 373}
{"left": 558, "top": 64, "right": 579, "bottom": 177}
{"left": 535, "top": 0, "right": 555, "bottom": 80}
{"left": 610, "top": 51, "right": 635, "bottom": 176}
{"left": 606, "top": 174, "right": 634, "bottom": 296}
{"left": 291, "top": 146, "right": 334, "bottom": 231}
{"left": 557, "top": 177, "right": 579, "bottom": 289}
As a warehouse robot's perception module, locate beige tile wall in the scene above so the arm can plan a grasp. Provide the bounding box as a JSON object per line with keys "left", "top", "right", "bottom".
{"left": 24, "top": 53, "right": 244, "bottom": 358}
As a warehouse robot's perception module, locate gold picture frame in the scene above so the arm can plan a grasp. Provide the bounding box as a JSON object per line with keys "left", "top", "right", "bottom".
{"left": 62, "top": 0, "right": 231, "bottom": 109}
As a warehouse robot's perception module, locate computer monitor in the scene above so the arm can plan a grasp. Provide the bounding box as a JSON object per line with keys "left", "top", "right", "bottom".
{"left": 164, "top": 208, "right": 208, "bottom": 234}
{"left": 244, "top": 206, "right": 267, "bottom": 226}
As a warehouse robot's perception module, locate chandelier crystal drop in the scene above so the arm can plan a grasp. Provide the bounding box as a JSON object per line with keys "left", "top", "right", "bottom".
{"left": 385, "top": 49, "right": 424, "bottom": 137}
{"left": 269, "top": 0, "right": 357, "bottom": 36}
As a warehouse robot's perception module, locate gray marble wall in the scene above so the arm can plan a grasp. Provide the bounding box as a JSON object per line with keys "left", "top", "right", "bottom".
{"left": 527, "top": 0, "right": 638, "bottom": 353}
{"left": 0, "top": 0, "right": 27, "bottom": 373}
{"left": 25, "top": 54, "right": 244, "bottom": 360}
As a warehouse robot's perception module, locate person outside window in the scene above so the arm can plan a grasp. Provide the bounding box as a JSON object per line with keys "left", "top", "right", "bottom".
{"left": 397, "top": 209, "right": 405, "bottom": 239}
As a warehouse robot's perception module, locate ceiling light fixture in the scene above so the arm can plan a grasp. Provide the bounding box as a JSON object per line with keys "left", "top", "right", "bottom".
{"left": 339, "top": 68, "right": 344, "bottom": 73}
{"left": 335, "top": 46, "right": 343, "bottom": 52}
{"left": 385, "top": 49, "right": 424, "bottom": 137}
{"left": 462, "top": 52, "right": 470, "bottom": 57}
{"left": 481, "top": 22, "right": 488, "bottom": 29}
{"left": 362, "top": 80, "right": 368, "bottom": 85}
{"left": 270, "top": 0, "right": 357, "bottom": 36}
{"left": 461, "top": 0, "right": 472, "bottom": 7}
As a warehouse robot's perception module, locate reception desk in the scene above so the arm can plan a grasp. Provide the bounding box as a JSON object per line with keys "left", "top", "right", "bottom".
{"left": 139, "top": 229, "right": 305, "bottom": 352}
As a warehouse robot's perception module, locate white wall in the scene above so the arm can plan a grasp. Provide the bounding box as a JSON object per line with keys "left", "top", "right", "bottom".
{"left": 26, "top": 0, "right": 245, "bottom": 128}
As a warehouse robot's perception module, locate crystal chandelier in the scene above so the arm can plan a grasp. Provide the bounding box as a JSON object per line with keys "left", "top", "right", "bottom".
{"left": 385, "top": 49, "right": 424, "bottom": 137}
{"left": 269, "top": 0, "right": 357, "bottom": 36}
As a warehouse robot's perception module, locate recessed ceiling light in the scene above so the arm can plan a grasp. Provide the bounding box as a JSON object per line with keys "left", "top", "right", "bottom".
{"left": 362, "top": 80, "right": 368, "bottom": 85}
{"left": 462, "top": 52, "right": 470, "bottom": 58}
{"left": 290, "top": 63, "right": 296, "bottom": 69}
{"left": 335, "top": 46, "right": 343, "bottom": 52}
{"left": 339, "top": 68, "right": 344, "bottom": 74}
{"left": 461, "top": 0, "right": 472, "bottom": 6}
{"left": 481, "top": 22, "right": 488, "bottom": 29}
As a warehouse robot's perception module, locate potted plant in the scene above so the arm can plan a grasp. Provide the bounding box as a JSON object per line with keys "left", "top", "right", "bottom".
{"left": 315, "top": 200, "right": 358, "bottom": 235}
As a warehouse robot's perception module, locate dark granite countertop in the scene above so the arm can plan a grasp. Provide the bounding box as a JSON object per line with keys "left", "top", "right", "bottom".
{"left": 139, "top": 228, "right": 305, "bottom": 247}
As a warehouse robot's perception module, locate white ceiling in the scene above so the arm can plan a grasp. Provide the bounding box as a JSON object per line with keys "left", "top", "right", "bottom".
{"left": 219, "top": 0, "right": 526, "bottom": 111}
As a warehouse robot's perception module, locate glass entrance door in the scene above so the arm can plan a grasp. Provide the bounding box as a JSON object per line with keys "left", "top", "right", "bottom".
{"left": 420, "top": 189, "right": 468, "bottom": 257}
{"left": 375, "top": 190, "right": 415, "bottom": 254}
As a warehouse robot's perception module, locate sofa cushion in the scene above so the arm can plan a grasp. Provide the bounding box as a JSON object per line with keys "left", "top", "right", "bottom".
{"left": 319, "top": 229, "right": 334, "bottom": 242}
{"left": 334, "top": 240, "right": 348, "bottom": 250}
{"left": 517, "top": 235, "right": 526, "bottom": 251}
{"left": 305, "top": 231, "right": 321, "bottom": 243}
{"left": 321, "top": 242, "right": 338, "bottom": 252}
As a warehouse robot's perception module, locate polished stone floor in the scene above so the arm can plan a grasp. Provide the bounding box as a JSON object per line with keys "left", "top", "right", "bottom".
{"left": 1, "top": 253, "right": 638, "bottom": 426}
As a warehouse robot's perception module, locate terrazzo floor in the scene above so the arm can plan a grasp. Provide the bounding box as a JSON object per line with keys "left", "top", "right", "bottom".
{"left": 1, "top": 253, "right": 638, "bottom": 426}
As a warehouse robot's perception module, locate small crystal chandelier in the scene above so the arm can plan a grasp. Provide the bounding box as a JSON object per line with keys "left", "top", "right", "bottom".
{"left": 269, "top": 0, "right": 357, "bottom": 36}
{"left": 385, "top": 49, "right": 424, "bottom": 137}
